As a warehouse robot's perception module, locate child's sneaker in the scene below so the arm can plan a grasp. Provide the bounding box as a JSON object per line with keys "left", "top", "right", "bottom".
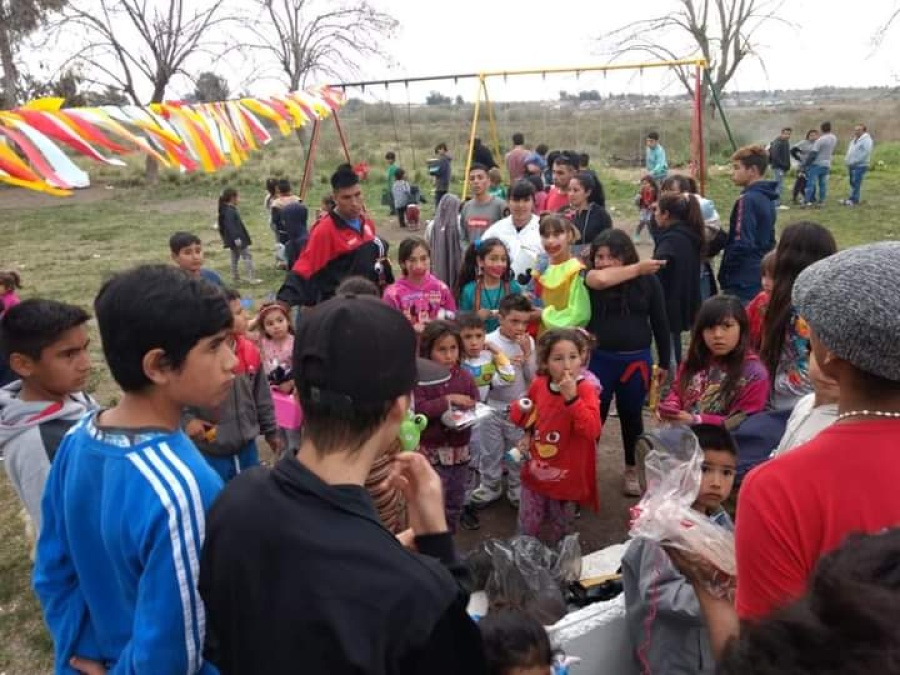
{"left": 460, "top": 504, "right": 481, "bottom": 530}
{"left": 470, "top": 483, "right": 502, "bottom": 507}
{"left": 623, "top": 467, "right": 642, "bottom": 497}
{"left": 506, "top": 485, "right": 521, "bottom": 509}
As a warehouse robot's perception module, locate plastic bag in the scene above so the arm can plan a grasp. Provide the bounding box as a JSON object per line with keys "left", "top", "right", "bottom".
{"left": 482, "top": 534, "right": 582, "bottom": 625}
{"left": 629, "top": 426, "right": 736, "bottom": 599}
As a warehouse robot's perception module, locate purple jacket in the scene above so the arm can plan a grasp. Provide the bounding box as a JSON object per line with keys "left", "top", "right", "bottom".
{"left": 413, "top": 366, "right": 479, "bottom": 449}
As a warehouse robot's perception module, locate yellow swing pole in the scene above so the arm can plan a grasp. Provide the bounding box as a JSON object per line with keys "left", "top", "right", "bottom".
{"left": 462, "top": 75, "right": 484, "bottom": 201}
{"left": 482, "top": 79, "right": 501, "bottom": 178}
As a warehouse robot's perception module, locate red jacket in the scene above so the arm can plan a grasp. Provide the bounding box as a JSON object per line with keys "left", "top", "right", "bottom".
{"left": 511, "top": 376, "right": 601, "bottom": 508}
{"left": 278, "top": 210, "right": 383, "bottom": 306}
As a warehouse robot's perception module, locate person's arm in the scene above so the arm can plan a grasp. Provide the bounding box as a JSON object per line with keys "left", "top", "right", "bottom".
{"left": 803, "top": 140, "right": 820, "bottom": 168}
{"left": 565, "top": 380, "right": 601, "bottom": 440}
{"left": 253, "top": 366, "right": 279, "bottom": 442}
{"left": 584, "top": 259, "right": 665, "bottom": 290}
{"left": 522, "top": 337, "right": 537, "bottom": 383}
{"left": 413, "top": 384, "right": 451, "bottom": 421}
{"left": 659, "top": 364, "right": 686, "bottom": 412}
{"left": 33, "top": 457, "right": 104, "bottom": 671}
{"left": 440, "top": 281, "right": 457, "bottom": 312}
{"left": 388, "top": 453, "right": 488, "bottom": 675}
{"left": 647, "top": 276, "right": 672, "bottom": 368}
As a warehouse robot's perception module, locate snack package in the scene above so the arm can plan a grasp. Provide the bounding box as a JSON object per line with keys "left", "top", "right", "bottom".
{"left": 441, "top": 402, "right": 494, "bottom": 430}
{"left": 628, "top": 426, "right": 736, "bottom": 599}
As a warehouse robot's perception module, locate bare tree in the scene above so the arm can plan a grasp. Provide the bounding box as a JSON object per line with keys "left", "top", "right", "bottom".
{"left": 0, "top": 0, "right": 67, "bottom": 108}
{"left": 603, "top": 0, "right": 786, "bottom": 104}
{"left": 249, "top": 0, "right": 397, "bottom": 91}
{"left": 58, "top": 0, "right": 234, "bottom": 179}
{"left": 873, "top": 4, "right": 900, "bottom": 47}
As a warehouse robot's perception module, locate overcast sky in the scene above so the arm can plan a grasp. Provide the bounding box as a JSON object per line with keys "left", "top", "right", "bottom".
{"left": 325, "top": 0, "right": 900, "bottom": 102}
{"left": 27, "top": 0, "right": 900, "bottom": 103}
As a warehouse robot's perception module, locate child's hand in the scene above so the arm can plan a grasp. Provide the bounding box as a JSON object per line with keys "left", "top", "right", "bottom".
{"left": 386, "top": 452, "right": 448, "bottom": 535}
{"left": 477, "top": 308, "right": 492, "bottom": 321}
{"left": 185, "top": 419, "right": 211, "bottom": 442}
{"left": 276, "top": 380, "right": 295, "bottom": 395}
{"left": 516, "top": 334, "right": 532, "bottom": 357}
{"left": 266, "top": 433, "right": 285, "bottom": 456}
{"left": 516, "top": 434, "right": 532, "bottom": 454}
{"left": 70, "top": 657, "right": 107, "bottom": 675}
{"left": 559, "top": 370, "right": 578, "bottom": 401}
{"left": 446, "top": 394, "right": 475, "bottom": 409}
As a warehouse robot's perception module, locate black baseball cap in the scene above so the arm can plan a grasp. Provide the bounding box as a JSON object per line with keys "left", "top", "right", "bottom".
{"left": 294, "top": 294, "right": 448, "bottom": 409}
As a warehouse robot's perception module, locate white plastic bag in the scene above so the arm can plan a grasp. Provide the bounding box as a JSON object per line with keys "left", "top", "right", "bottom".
{"left": 629, "top": 426, "right": 736, "bottom": 599}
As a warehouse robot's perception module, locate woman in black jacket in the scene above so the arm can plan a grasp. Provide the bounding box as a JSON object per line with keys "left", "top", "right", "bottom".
{"left": 653, "top": 191, "right": 704, "bottom": 365}
{"left": 585, "top": 229, "right": 671, "bottom": 496}
{"left": 568, "top": 170, "right": 612, "bottom": 259}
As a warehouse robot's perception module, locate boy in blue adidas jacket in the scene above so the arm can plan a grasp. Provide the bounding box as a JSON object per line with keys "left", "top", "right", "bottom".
{"left": 34, "top": 265, "right": 236, "bottom": 674}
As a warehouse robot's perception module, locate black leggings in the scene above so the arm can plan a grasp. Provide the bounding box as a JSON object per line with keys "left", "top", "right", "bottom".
{"left": 397, "top": 205, "right": 407, "bottom": 228}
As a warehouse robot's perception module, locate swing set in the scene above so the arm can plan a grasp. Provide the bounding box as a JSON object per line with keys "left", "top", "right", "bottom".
{"left": 328, "top": 57, "right": 712, "bottom": 201}
{"left": 459, "top": 58, "right": 709, "bottom": 199}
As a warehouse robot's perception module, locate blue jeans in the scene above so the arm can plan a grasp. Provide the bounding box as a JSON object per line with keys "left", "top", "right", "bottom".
{"left": 805, "top": 165, "right": 830, "bottom": 204}
{"left": 772, "top": 167, "right": 786, "bottom": 206}
{"left": 848, "top": 165, "right": 868, "bottom": 204}
{"left": 203, "top": 440, "right": 260, "bottom": 483}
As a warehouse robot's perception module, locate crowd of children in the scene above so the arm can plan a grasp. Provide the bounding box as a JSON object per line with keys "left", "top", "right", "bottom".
{"left": 3, "top": 139, "right": 898, "bottom": 675}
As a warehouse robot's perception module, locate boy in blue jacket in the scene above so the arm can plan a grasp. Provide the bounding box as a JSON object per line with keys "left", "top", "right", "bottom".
{"left": 34, "top": 265, "right": 236, "bottom": 674}
{"left": 718, "top": 145, "right": 778, "bottom": 303}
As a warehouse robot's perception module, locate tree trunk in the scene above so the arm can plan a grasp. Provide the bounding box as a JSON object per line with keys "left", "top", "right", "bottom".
{"left": 0, "top": 21, "right": 19, "bottom": 109}
{"left": 143, "top": 85, "right": 170, "bottom": 183}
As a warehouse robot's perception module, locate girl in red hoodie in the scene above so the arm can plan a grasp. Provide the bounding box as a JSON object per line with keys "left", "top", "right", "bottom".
{"left": 511, "top": 328, "right": 601, "bottom": 543}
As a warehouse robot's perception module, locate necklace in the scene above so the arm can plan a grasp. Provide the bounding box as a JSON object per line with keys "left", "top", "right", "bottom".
{"left": 836, "top": 410, "right": 900, "bottom": 422}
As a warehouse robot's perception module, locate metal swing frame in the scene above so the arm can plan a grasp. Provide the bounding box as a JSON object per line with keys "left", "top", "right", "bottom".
{"left": 460, "top": 58, "right": 709, "bottom": 199}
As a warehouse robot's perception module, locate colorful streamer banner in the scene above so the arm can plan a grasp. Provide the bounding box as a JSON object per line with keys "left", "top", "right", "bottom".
{"left": 0, "top": 85, "right": 345, "bottom": 195}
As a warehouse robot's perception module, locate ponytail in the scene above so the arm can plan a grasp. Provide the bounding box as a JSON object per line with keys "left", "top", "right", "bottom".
{"left": 455, "top": 242, "right": 481, "bottom": 297}
{"left": 656, "top": 190, "right": 705, "bottom": 252}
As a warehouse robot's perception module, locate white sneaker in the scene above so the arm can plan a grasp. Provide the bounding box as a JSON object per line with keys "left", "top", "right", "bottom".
{"left": 777, "top": 205, "right": 790, "bottom": 211}
{"left": 470, "top": 484, "right": 502, "bottom": 506}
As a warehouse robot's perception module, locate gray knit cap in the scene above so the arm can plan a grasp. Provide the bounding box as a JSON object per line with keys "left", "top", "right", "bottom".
{"left": 793, "top": 241, "right": 900, "bottom": 382}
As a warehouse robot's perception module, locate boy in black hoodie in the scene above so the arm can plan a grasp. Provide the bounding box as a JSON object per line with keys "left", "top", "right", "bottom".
{"left": 718, "top": 145, "right": 778, "bottom": 304}
{"left": 200, "top": 295, "right": 486, "bottom": 675}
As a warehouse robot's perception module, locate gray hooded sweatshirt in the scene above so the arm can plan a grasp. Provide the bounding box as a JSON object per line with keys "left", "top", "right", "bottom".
{"left": 622, "top": 508, "right": 733, "bottom": 675}
{"left": 0, "top": 381, "right": 95, "bottom": 531}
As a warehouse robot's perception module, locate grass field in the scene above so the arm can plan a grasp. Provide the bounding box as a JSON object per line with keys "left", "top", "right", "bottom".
{"left": 1, "top": 104, "right": 899, "bottom": 673}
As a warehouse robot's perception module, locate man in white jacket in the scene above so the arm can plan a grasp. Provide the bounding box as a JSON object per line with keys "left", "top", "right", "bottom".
{"left": 842, "top": 124, "right": 874, "bottom": 206}
{"left": 482, "top": 179, "right": 543, "bottom": 281}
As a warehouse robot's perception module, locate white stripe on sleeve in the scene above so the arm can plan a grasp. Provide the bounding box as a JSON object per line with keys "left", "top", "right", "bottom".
{"left": 128, "top": 450, "right": 199, "bottom": 675}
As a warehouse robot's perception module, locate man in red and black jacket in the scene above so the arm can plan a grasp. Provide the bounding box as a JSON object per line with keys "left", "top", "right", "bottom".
{"left": 277, "top": 166, "right": 389, "bottom": 307}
